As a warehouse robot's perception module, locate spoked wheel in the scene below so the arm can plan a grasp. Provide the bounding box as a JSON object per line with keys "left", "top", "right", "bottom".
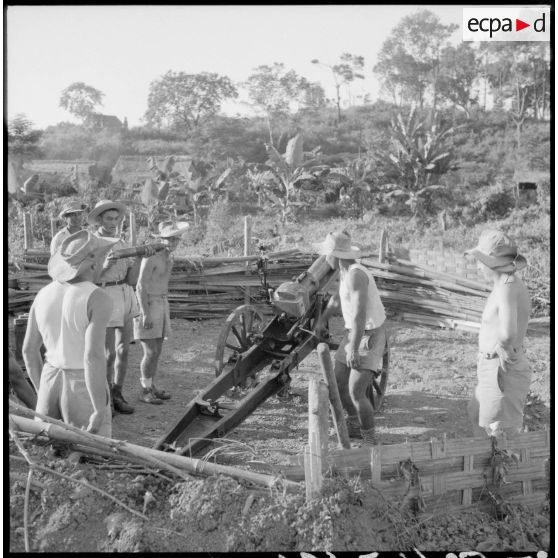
{"left": 366, "top": 335, "right": 390, "bottom": 412}
{"left": 214, "top": 304, "right": 264, "bottom": 377}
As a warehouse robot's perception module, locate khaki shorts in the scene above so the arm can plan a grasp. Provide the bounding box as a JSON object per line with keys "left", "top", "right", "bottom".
{"left": 35, "top": 362, "right": 112, "bottom": 437}
{"left": 335, "top": 322, "right": 387, "bottom": 371}
{"left": 473, "top": 353, "right": 532, "bottom": 435}
{"left": 104, "top": 283, "right": 140, "bottom": 328}
{"left": 133, "top": 294, "right": 171, "bottom": 340}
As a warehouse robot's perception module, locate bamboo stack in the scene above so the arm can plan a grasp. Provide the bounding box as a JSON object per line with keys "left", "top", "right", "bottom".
{"left": 8, "top": 247, "right": 492, "bottom": 332}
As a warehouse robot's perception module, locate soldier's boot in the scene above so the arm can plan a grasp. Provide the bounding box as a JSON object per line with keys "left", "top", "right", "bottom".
{"left": 360, "top": 427, "right": 377, "bottom": 446}
{"left": 347, "top": 415, "right": 361, "bottom": 438}
{"left": 112, "top": 384, "right": 135, "bottom": 414}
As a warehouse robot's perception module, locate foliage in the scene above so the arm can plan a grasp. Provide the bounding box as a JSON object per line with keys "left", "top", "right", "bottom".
{"left": 437, "top": 43, "right": 480, "bottom": 115}
{"left": 374, "top": 9, "right": 458, "bottom": 109}
{"left": 59, "top": 82, "right": 104, "bottom": 121}
{"left": 311, "top": 53, "right": 365, "bottom": 125}
{"left": 244, "top": 63, "right": 313, "bottom": 145}
{"left": 247, "top": 133, "right": 326, "bottom": 224}
{"left": 145, "top": 71, "right": 238, "bottom": 132}
{"left": 376, "top": 108, "right": 455, "bottom": 216}
{"left": 8, "top": 114, "right": 43, "bottom": 157}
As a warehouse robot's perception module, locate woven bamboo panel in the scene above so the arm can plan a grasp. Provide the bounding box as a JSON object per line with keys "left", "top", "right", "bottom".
{"left": 285, "top": 430, "right": 549, "bottom": 515}
{"left": 409, "top": 249, "right": 485, "bottom": 283}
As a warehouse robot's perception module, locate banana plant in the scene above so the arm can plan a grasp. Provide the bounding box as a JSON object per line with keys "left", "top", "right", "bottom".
{"left": 377, "top": 108, "right": 456, "bottom": 216}
{"left": 253, "top": 133, "right": 325, "bottom": 223}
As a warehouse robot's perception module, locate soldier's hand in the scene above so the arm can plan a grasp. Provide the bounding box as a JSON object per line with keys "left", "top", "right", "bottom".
{"left": 86, "top": 410, "right": 103, "bottom": 434}
{"left": 143, "top": 245, "right": 158, "bottom": 257}
{"left": 347, "top": 349, "right": 361, "bottom": 370}
{"left": 142, "top": 314, "right": 153, "bottom": 329}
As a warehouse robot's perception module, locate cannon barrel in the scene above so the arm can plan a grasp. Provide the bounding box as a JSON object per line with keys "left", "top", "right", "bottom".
{"left": 271, "top": 255, "right": 336, "bottom": 318}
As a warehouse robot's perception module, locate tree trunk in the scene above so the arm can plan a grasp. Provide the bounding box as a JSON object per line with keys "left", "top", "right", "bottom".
{"left": 266, "top": 114, "right": 274, "bottom": 147}
{"left": 335, "top": 84, "right": 341, "bottom": 128}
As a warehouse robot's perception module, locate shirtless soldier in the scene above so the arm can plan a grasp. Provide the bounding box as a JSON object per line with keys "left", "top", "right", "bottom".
{"left": 314, "top": 231, "right": 387, "bottom": 445}
{"left": 465, "top": 229, "right": 532, "bottom": 438}
{"left": 23, "top": 230, "right": 119, "bottom": 435}
{"left": 134, "top": 221, "right": 189, "bottom": 404}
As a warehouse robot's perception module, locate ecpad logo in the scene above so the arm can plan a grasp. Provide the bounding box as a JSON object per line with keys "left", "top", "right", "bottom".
{"left": 463, "top": 7, "right": 550, "bottom": 42}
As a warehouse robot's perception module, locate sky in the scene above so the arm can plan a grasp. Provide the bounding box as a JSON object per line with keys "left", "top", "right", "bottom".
{"left": 7, "top": 5, "right": 472, "bottom": 129}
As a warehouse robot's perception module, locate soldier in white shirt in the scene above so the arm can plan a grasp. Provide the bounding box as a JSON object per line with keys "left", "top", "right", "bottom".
{"left": 314, "top": 232, "right": 387, "bottom": 445}
{"left": 50, "top": 201, "right": 87, "bottom": 255}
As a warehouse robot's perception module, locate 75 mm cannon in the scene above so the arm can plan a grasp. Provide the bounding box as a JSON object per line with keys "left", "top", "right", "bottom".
{"left": 154, "top": 254, "right": 390, "bottom": 456}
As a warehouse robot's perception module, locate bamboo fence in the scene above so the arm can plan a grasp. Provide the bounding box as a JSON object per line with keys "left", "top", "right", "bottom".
{"left": 285, "top": 429, "right": 550, "bottom": 515}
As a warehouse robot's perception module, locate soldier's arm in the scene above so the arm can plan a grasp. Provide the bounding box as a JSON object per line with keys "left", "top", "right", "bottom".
{"left": 494, "top": 283, "right": 519, "bottom": 362}
{"left": 346, "top": 268, "right": 368, "bottom": 354}
{"left": 22, "top": 305, "right": 44, "bottom": 392}
{"left": 84, "top": 289, "right": 112, "bottom": 432}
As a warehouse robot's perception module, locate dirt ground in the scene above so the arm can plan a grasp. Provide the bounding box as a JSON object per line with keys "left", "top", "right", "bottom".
{"left": 9, "top": 315, "right": 551, "bottom": 552}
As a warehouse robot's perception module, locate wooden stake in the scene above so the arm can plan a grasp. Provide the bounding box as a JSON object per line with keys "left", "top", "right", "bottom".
{"left": 244, "top": 215, "right": 252, "bottom": 305}
{"left": 306, "top": 377, "right": 329, "bottom": 500}
{"left": 379, "top": 229, "right": 388, "bottom": 263}
{"left": 50, "top": 218, "right": 57, "bottom": 239}
{"left": 317, "top": 343, "right": 351, "bottom": 449}
{"left": 129, "top": 213, "right": 137, "bottom": 246}
{"left": 23, "top": 213, "right": 33, "bottom": 251}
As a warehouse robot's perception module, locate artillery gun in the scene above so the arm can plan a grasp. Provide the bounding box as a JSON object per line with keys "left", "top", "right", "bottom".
{"left": 154, "top": 253, "right": 390, "bottom": 456}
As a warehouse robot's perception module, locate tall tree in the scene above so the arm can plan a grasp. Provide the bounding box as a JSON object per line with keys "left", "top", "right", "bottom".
{"left": 311, "top": 53, "right": 365, "bottom": 126}
{"left": 59, "top": 82, "right": 104, "bottom": 121}
{"left": 374, "top": 10, "right": 458, "bottom": 110}
{"left": 437, "top": 43, "right": 480, "bottom": 117}
{"left": 145, "top": 71, "right": 238, "bottom": 132}
{"left": 481, "top": 42, "right": 550, "bottom": 149}
{"left": 244, "top": 63, "right": 309, "bottom": 146}
{"left": 8, "top": 113, "right": 42, "bottom": 157}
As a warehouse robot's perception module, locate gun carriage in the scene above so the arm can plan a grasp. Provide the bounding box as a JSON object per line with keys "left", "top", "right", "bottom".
{"left": 154, "top": 251, "right": 390, "bottom": 456}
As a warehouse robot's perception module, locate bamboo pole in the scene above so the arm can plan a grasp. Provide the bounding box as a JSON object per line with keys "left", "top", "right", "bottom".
{"left": 244, "top": 215, "right": 252, "bottom": 305}
{"left": 23, "top": 213, "right": 33, "bottom": 251}
{"left": 50, "top": 218, "right": 57, "bottom": 240}
{"left": 9, "top": 414, "right": 302, "bottom": 492}
{"left": 317, "top": 343, "right": 351, "bottom": 449}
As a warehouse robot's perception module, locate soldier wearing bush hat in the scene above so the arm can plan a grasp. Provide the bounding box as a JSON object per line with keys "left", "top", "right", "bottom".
{"left": 313, "top": 231, "right": 387, "bottom": 446}
{"left": 50, "top": 200, "right": 88, "bottom": 255}
{"left": 465, "top": 229, "right": 532, "bottom": 439}
{"left": 89, "top": 199, "right": 157, "bottom": 415}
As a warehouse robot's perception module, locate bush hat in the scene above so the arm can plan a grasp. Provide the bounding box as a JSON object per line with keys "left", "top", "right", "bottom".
{"left": 48, "top": 230, "right": 119, "bottom": 282}
{"left": 59, "top": 200, "right": 87, "bottom": 220}
{"left": 157, "top": 221, "right": 190, "bottom": 238}
{"left": 87, "top": 199, "right": 129, "bottom": 226}
{"left": 314, "top": 231, "right": 363, "bottom": 259}
{"left": 465, "top": 229, "right": 527, "bottom": 273}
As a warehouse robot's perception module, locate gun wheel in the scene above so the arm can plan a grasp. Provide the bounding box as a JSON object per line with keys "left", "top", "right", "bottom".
{"left": 214, "top": 304, "right": 264, "bottom": 377}
{"left": 366, "top": 335, "right": 390, "bottom": 412}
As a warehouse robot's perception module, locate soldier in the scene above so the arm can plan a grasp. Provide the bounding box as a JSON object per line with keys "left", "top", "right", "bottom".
{"left": 50, "top": 200, "right": 87, "bottom": 254}
{"left": 465, "top": 230, "right": 532, "bottom": 438}
{"left": 22, "top": 231, "right": 118, "bottom": 435}
{"left": 87, "top": 200, "right": 156, "bottom": 414}
{"left": 314, "top": 231, "right": 387, "bottom": 445}
{"left": 134, "top": 221, "right": 189, "bottom": 404}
